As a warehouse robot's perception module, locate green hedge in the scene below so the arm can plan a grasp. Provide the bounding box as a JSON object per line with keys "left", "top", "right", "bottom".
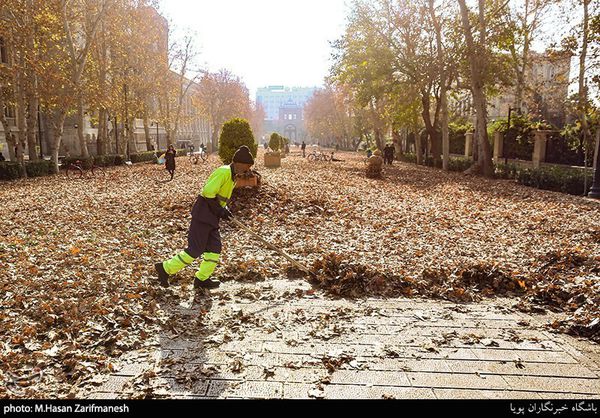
{"left": 400, "top": 153, "right": 595, "bottom": 196}
{"left": 60, "top": 156, "right": 95, "bottom": 170}
{"left": 94, "top": 154, "right": 126, "bottom": 167}
{"left": 447, "top": 157, "right": 473, "bottom": 172}
{"left": 130, "top": 151, "right": 158, "bottom": 164}
{"left": 515, "top": 166, "right": 593, "bottom": 196}
{"left": 25, "top": 160, "right": 53, "bottom": 177}
{"left": 130, "top": 149, "right": 187, "bottom": 164}
{"left": 0, "top": 162, "right": 21, "bottom": 180}
{"left": 397, "top": 153, "right": 435, "bottom": 167}
{"left": 494, "top": 163, "right": 520, "bottom": 180}
{"left": 113, "top": 155, "right": 126, "bottom": 165}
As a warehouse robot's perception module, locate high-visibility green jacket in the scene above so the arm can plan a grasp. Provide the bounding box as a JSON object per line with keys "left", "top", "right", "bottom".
{"left": 201, "top": 165, "right": 236, "bottom": 208}
{"left": 192, "top": 165, "right": 236, "bottom": 227}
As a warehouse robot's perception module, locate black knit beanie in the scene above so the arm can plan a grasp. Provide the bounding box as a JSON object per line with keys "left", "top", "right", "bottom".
{"left": 232, "top": 146, "right": 254, "bottom": 164}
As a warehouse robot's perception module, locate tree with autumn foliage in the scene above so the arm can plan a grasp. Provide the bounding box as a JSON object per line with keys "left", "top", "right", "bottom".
{"left": 193, "top": 69, "right": 252, "bottom": 152}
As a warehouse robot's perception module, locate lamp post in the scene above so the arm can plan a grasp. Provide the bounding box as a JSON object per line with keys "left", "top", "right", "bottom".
{"left": 152, "top": 121, "right": 159, "bottom": 150}
{"left": 588, "top": 130, "right": 600, "bottom": 199}
{"left": 37, "top": 105, "right": 43, "bottom": 159}
{"left": 114, "top": 116, "right": 118, "bottom": 154}
{"left": 123, "top": 83, "right": 130, "bottom": 160}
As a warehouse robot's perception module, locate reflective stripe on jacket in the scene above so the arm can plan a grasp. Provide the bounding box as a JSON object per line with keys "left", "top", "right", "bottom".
{"left": 200, "top": 165, "right": 236, "bottom": 208}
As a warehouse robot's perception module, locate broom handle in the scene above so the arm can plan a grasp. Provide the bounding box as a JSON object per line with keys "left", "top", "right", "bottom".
{"left": 230, "top": 218, "right": 312, "bottom": 273}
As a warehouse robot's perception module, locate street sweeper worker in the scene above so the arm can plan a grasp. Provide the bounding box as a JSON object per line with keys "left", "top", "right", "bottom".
{"left": 154, "top": 145, "right": 255, "bottom": 290}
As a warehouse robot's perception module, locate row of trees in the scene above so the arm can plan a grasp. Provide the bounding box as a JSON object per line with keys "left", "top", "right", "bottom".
{"left": 305, "top": 0, "right": 599, "bottom": 177}
{"left": 0, "top": 1, "right": 262, "bottom": 174}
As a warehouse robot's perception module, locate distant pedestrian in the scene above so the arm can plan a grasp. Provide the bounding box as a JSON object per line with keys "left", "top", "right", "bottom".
{"left": 384, "top": 144, "right": 395, "bottom": 165}
{"left": 165, "top": 144, "right": 176, "bottom": 181}
{"left": 301, "top": 141, "right": 306, "bottom": 157}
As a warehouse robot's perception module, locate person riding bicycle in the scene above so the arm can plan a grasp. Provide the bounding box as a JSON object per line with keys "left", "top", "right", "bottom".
{"left": 154, "top": 146, "right": 255, "bottom": 290}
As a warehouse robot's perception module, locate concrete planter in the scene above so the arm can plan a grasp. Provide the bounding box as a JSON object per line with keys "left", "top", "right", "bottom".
{"left": 264, "top": 152, "right": 281, "bottom": 168}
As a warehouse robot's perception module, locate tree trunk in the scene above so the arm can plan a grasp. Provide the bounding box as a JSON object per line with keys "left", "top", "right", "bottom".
{"left": 128, "top": 116, "right": 138, "bottom": 154}
{"left": 26, "top": 93, "right": 39, "bottom": 161}
{"left": 428, "top": 0, "right": 449, "bottom": 170}
{"left": 458, "top": 0, "right": 494, "bottom": 177}
{"left": 421, "top": 91, "right": 440, "bottom": 166}
{"left": 578, "top": 0, "right": 591, "bottom": 168}
{"left": 415, "top": 132, "right": 423, "bottom": 165}
{"left": 211, "top": 125, "right": 219, "bottom": 152}
{"left": 97, "top": 108, "right": 107, "bottom": 155}
{"left": 50, "top": 110, "right": 67, "bottom": 173}
{"left": 15, "top": 69, "right": 27, "bottom": 177}
{"left": 143, "top": 112, "right": 152, "bottom": 151}
{"left": 0, "top": 88, "right": 14, "bottom": 161}
{"left": 392, "top": 129, "right": 402, "bottom": 156}
{"left": 76, "top": 96, "right": 89, "bottom": 157}
{"left": 374, "top": 127, "right": 384, "bottom": 151}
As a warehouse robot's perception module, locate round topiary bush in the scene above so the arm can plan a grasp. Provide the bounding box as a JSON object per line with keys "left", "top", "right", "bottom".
{"left": 269, "top": 133, "right": 283, "bottom": 152}
{"left": 219, "top": 118, "right": 258, "bottom": 164}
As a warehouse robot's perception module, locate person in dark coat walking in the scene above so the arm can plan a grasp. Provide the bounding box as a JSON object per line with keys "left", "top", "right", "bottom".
{"left": 165, "top": 144, "right": 176, "bottom": 180}
{"left": 155, "top": 146, "right": 255, "bottom": 290}
{"left": 384, "top": 144, "right": 395, "bottom": 165}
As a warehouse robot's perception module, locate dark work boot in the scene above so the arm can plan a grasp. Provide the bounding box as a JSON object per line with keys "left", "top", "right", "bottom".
{"left": 154, "top": 263, "right": 170, "bottom": 288}
{"left": 193, "top": 278, "right": 221, "bottom": 290}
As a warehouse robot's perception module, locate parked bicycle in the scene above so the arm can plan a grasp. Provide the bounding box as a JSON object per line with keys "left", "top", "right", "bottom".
{"left": 306, "top": 150, "right": 331, "bottom": 162}
{"left": 189, "top": 147, "right": 208, "bottom": 165}
{"left": 63, "top": 159, "right": 106, "bottom": 178}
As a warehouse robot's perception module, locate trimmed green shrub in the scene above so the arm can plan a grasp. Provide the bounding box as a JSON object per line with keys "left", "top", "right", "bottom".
{"left": 0, "top": 162, "right": 21, "bottom": 180}
{"left": 494, "top": 163, "right": 520, "bottom": 179}
{"left": 130, "top": 151, "right": 158, "bottom": 164}
{"left": 219, "top": 119, "right": 258, "bottom": 164}
{"left": 269, "top": 133, "right": 283, "bottom": 152}
{"left": 515, "top": 166, "right": 593, "bottom": 196}
{"left": 447, "top": 157, "right": 473, "bottom": 172}
{"left": 94, "top": 154, "right": 118, "bottom": 167}
{"left": 25, "top": 160, "right": 52, "bottom": 177}
{"left": 398, "top": 153, "right": 417, "bottom": 164}
{"left": 113, "top": 155, "right": 126, "bottom": 166}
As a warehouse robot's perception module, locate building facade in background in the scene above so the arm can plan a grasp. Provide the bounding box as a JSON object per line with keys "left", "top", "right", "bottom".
{"left": 256, "top": 86, "right": 316, "bottom": 144}
{"left": 451, "top": 51, "right": 572, "bottom": 127}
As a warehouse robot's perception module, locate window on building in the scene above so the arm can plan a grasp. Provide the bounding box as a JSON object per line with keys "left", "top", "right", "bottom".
{"left": 293, "top": 114, "right": 297, "bottom": 120}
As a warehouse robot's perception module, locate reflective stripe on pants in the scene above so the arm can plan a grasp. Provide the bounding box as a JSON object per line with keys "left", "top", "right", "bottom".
{"left": 163, "top": 251, "right": 195, "bottom": 275}
{"left": 195, "top": 252, "right": 220, "bottom": 281}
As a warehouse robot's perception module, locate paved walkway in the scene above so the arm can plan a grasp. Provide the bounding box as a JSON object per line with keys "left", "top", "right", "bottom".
{"left": 79, "top": 277, "right": 600, "bottom": 399}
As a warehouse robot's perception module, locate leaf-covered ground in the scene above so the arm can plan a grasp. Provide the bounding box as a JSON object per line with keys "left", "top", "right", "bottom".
{"left": 0, "top": 149, "right": 598, "bottom": 397}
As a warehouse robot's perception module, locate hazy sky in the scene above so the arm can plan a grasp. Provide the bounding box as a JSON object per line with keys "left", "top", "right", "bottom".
{"left": 159, "top": 0, "right": 349, "bottom": 99}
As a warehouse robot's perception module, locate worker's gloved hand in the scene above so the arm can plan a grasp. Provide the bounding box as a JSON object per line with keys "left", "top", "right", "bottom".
{"left": 219, "top": 207, "right": 233, "bottom": 221}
